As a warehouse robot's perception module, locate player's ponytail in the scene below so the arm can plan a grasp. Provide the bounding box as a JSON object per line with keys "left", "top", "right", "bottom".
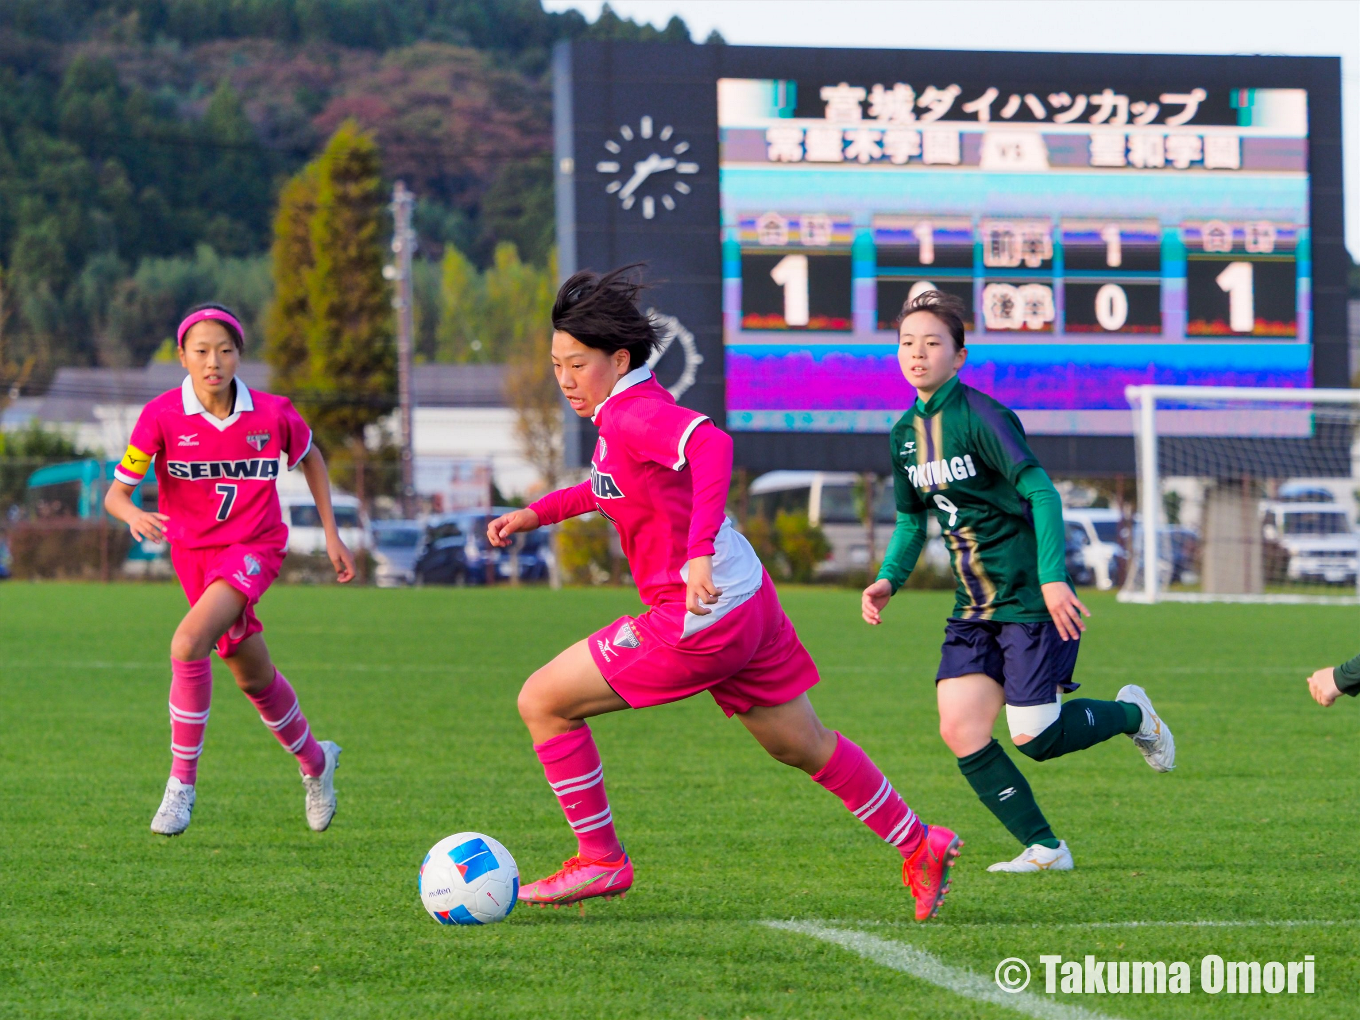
{"left": 551, "top": 264, "right": 662, "bottom": 370}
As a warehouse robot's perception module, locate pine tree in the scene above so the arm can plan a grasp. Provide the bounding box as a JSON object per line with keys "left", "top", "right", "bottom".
{"left": 264, "top": 170, "right": 316, "bottom": 392}
{"left": 264, "top": 120, "right": 394, "bottom": 468}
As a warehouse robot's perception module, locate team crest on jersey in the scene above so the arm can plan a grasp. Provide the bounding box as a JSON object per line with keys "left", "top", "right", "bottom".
{"left": 590, "top": 465, "right": 624, "bottom": 499}
{"left": 246, "top": 431, "right": 271, "bottom": 452}
{"left": 612, "top": 621, "right": 640, "bottom": 649}
{"left": 596, "top": 437, "right": 607, "bottom": 459}
{"left": 243, "top": 554, "right": 262, "bottom": 577}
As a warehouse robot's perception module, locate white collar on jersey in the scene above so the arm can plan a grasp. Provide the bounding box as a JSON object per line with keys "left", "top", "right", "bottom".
{"left": 590, "top": 366, "right": 652, "bottom": 423}
{"left": 181, "top": 374, "right": 253, "bottom": 432}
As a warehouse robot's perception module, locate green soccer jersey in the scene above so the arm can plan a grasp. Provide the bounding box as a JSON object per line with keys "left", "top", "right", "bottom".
{"left": 888, "top": 375, "right": 1059, "bottom": 622}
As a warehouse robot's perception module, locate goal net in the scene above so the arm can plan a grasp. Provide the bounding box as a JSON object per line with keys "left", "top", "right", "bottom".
{"left": 1120, "top": 385, "right": 1360, "bottom": 605}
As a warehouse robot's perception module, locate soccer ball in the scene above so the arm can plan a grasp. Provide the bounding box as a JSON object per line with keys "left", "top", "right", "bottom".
{"left": 419, "top": 832, "right": 519, "bottom": 925}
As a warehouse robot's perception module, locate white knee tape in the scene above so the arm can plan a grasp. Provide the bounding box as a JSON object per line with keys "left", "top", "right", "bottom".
{"left": 1006, "top": 692, "right": 1062, "bottom": 740}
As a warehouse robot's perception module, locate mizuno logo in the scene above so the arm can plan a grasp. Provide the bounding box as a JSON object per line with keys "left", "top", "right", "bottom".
{"left": 596, "top": 639, "right": 616, "bottom": 662}
{"left": 1085, "top": 708, "right": 1096, "bottom": 726}
{"left": 177, "top": 434, "right": 199, "bottom": 447}
{"left": 590, "top": 465, "right": 624, "bottom": 499}
{"left": 232, "top": 571, "right": 253, "bottom": 588}
{"left": 998, "top": 786, "right": 1017, "bottom": 801}
{"left": 166, "top": 459, "right": 280, "bottom": 481}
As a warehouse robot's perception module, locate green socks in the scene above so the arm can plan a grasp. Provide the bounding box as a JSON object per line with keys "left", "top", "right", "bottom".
{"left": 957, "top": 739, "right": 1058, "bottom": 849}
{"left": 1016, "top": 699, "right": 1142, "bottom": 762}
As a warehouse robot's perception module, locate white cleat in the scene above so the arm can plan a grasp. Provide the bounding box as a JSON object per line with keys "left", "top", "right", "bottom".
{"left": 987, "top": 840, "right": 1074, "bottom": 873}
{"left": 151, "top": 777, "right": 195, "bottom": 836}
{"left": 1117, "top": 684, "right": 1176, "bottom": 772}
{"left": 302, "top": 740, "right": 342, "bottom": 832}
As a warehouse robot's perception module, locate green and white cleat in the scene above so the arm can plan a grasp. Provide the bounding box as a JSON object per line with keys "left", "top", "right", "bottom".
{"left": 151, "top": 777, "right": 195, "bottom": 836}
{"left": 987, "top": 840, "right": 1073, "bottom": 873}
{"left": 302, "top": 740, "right": 342, "bottom": 832}
{"left": 1117, "top": 685, "right": 1175, "bottom": 772}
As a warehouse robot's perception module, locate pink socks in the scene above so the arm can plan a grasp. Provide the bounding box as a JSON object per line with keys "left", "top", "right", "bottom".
{"left": 812, "top": 732, "right": 924, "bottom": 858}
{"left": 246, "top": 670, "right": 326, "bottom": 777}
{"left": 169, "top": 657, "right": 214, "bottom": 785}
{"left": 534, "top": 724, "right": 623, "bottom": 860}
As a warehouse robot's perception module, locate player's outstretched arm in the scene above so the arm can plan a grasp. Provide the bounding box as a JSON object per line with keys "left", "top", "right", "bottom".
{"left": 486, "top": 508, "right": 541, "bottom": 548}
{"left": 298, "top": 445, "right": 355, "bottom": 583}
{"left": 861, "top": 578, "right": 893, "bottom": 625}
{"left": 104, "top": 480, "right": 170, "bottom": 542}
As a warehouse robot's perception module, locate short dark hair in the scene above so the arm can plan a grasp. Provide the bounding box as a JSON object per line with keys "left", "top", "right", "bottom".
{"left": 182, "top": 302, "right": 245, "bottom": 352}
{"left": 896, "top": 290, "right": 967, "bottom": 350}
{"left": 551, "top": 265, "right": 661, "bottom": 370}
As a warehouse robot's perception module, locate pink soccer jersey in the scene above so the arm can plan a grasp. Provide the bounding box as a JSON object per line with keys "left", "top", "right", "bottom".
{"left": 115, "top": 377, "right": 312, "bottom": 550}
{"left": 584, "top": 368, "right": 762, "bottom": 613}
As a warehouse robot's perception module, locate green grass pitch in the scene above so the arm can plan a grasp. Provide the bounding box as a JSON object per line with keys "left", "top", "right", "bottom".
{"left": 1, "top": 582, "right": 1357, "bottom": 1018}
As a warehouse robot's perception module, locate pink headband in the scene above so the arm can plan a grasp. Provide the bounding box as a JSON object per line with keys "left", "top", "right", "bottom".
{"left": 177, "top": 308, "right": 244, "bottom": 348}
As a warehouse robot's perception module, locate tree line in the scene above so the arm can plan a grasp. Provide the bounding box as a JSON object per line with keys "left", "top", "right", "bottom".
{"left": 0, "top": 1, "right": 719, "bottom": 391}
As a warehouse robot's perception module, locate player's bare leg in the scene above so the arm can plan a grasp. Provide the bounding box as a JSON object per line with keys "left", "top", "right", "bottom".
{"left": 937, "top": 674, "right": 1072, "bottom": 872}
{"left": 516, "top": 641, "right": 633, "bottom": 907}
{"left": 740, "top": 694, "right": 960, "bottom": 920}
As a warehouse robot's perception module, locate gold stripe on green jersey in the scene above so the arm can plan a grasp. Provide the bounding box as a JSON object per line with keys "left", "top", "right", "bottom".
{"left": 945, "top": 526, "right": 998, "bottom": 620}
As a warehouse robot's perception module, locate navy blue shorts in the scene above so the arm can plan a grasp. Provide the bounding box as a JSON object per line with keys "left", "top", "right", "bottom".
{"left": 934, "top": 618, "right": 1081, "bottom": 707}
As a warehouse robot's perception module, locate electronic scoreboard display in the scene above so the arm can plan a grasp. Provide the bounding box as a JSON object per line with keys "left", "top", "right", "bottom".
{"left": 554, "top": 43, "right": 1345, "bottom": 472}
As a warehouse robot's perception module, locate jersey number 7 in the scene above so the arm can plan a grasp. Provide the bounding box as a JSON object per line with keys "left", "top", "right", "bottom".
{"left": 215, "top": 483, "right": 238, "bottom": 521}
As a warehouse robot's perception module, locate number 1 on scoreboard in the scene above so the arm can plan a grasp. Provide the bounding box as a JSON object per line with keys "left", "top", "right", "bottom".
{"left": 769, "top": 254, "right": 809, "bottom": 327}
{"left": 1215, "top": 261, "right": 1254, "bottom": 333}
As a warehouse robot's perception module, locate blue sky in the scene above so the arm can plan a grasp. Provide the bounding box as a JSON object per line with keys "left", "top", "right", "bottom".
{"left": 545, "top": 0, "right": 1359, "bottom": 259}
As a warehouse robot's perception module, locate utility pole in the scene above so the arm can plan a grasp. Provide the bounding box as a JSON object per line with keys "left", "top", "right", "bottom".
{"left": 386, "top": 181, "right": 417, "bottom": 518}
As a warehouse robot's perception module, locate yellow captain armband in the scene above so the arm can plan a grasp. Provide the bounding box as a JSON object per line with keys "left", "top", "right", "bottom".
{"left": 116, "top": 444, "right": 152, "bottom": 481}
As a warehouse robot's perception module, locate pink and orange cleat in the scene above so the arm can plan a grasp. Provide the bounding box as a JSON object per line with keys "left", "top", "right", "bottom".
{"left": 903, "top": 824, "right": 962, "bottom": 921}
{"left": 518, "top": 850, "right": 634, "bottom": 908}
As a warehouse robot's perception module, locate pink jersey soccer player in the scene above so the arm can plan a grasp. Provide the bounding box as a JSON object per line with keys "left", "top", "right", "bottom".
{"left": 104, "top": 304, "right": 354, "bottom": 837}
{"left": 487, "top": 268, "right": 962, "bottom": 921}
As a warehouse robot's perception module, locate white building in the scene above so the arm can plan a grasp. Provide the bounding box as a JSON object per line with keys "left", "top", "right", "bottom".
{"left": 2, "top": 362, "right": 543, "bottom": 503}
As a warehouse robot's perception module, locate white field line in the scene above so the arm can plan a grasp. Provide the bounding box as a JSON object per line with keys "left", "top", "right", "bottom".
{"left": 763, "top": 920, "right": 1118, "bottom": 1020}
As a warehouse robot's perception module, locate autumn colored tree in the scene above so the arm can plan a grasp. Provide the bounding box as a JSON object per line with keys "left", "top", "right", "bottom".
{"left": 501, "top": 248, "right": 561, "bottom": 490}
{"left": 265, "top": 121, "right": 394, "bottom": 483}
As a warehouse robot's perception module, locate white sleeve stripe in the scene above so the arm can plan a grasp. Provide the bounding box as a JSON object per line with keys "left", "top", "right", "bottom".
{"left": 113, "top": 467, "right": 146, "bottom": 485}
{"left": 671, "top": 415, "right": 710, "bottom": 471}
{"left": 288, "top": 431, "right": 314, "bottom": 470}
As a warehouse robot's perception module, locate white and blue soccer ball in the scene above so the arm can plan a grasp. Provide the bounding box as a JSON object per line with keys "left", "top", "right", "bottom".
{"left": 419, "top": 832, "right": 519, "bottom": 925}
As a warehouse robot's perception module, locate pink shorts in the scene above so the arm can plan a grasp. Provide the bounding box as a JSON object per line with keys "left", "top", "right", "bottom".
{"left": 588, "top": 571, "right": 820, "bottom": 717}
{"left": 171, "top": 543, "right": 285, "bottom": 658}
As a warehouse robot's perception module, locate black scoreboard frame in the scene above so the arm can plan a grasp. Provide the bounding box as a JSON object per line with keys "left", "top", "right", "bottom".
{"left": 553, "top": 41, "right": 1345, "bottom": 476}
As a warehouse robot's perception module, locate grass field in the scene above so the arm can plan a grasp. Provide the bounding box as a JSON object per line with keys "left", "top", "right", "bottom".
{"left": 2, "top": 582, "right": 1358, "bottom": 1019}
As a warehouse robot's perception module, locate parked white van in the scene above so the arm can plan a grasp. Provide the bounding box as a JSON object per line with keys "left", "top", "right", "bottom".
{"left": 278, "top": 492, "right": 370, "bottom": 556}
{"left": 747, "top": 470, "right": 950, "bottom": 576}
{"left": 1261, "top": 500, "right": 1359, "bottom": 585}
{"left": 1062, "top": 507, "right": 1126, "bottom": 590}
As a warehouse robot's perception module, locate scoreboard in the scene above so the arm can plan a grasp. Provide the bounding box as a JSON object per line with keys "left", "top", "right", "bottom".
{"left": 554, "top": 43, "right": 1346, "bottom": 473}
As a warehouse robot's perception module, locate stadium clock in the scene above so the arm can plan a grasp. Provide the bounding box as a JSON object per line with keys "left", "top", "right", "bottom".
{"left": 595, "top": 116, "right": 699, "bottom": 219}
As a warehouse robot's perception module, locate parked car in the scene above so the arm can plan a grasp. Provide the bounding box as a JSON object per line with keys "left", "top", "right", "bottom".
{"left": 1061, "top": 507, "right": 1127, "bottom": 589}
{"left": 747, "top": 471, "right": 896, "bottom": 575}
{"left": 371, "top": 520, "right": 423, "bottom": 587}
{"left": 279, "top": 493, "right": 370, "bottom": 557}
{"left": 0, "top": 534, "right": 10, "bottom": 579}
{"left": 1130, "top": 522, "right": 1200, "bottom": 587}
{"left": 414, "top": 507, "right": 552, "bottom": 585}
{"left": 1261, "top": 501, "right": 1359, "bottom": 585}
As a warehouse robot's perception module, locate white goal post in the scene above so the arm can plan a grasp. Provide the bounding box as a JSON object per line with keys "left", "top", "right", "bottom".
{"left": 1120, "top": 384, "right": 1360, "bottom": 605}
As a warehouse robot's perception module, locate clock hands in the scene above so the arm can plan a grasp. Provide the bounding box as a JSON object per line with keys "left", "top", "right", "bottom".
{"left": 618, "top": 154, "right": 678, "bottom": 201}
